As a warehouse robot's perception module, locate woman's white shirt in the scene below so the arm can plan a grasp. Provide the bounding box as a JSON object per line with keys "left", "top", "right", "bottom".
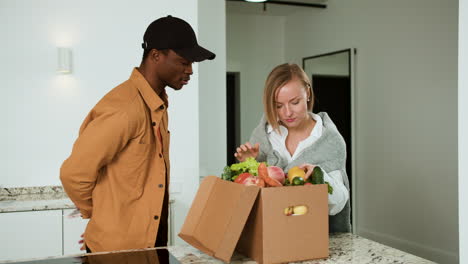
{"left": 266, "top": 113, "right": 349, "bottom": 215}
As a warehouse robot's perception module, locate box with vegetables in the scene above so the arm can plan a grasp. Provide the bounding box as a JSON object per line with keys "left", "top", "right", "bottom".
{"left": 179, "top": 158, "right": 329, "bottom": 264}
{"left": 221, "top": 157, "right": 333, "bottom": 195}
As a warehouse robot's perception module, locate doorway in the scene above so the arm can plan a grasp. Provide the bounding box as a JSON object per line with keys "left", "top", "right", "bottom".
{"left": 226, "top": 72, "right": 241, "bottom": 165}
{"left": 303, "top": 49, "right": 355, "bottom": 228}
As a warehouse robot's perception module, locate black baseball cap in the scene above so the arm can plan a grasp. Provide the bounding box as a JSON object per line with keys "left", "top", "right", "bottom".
{"left": 142, "top": 15, "right": 216, "bottom": 62}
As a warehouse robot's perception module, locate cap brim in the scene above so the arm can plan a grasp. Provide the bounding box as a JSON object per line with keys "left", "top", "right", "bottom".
{"left": 173, "top": 45, "right": 216, "bottom": 62}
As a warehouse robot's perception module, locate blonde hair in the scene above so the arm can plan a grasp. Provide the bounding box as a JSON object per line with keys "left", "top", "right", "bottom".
{"left": 263, "top": 63, "right": 313, "bottom": 132}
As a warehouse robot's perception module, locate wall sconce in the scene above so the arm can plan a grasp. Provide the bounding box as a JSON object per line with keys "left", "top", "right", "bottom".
{"left": 57, "top": 47, "right": 72, "bottom": 74}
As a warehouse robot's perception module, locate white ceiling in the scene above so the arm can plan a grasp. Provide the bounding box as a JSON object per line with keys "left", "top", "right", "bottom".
{"left": 226, "top": 0, "right": 327, "bottom": 16}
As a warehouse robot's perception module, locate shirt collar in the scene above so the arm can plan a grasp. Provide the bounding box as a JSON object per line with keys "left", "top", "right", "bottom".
{"left": 310, "top": 112, "right": 323, "bottom": 137}
{"left": 266, "top": 123, "right": 287, "bottom": 135}
{"left": 266, "top": 112, "right": 323, "bottom": 137}
{"left": 129, "top": 68, "right": 166, "bottom": 112}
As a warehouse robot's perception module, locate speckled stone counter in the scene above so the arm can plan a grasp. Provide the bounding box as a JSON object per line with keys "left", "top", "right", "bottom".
{"left": 0, "top": 188, "right": 437, "bottom": 263}
{"left": 0, "top": 186, "right": 175, "bottom": 213}
{"left": 0, "top": 233, "right": 436, "bottom": 264}
{"left": 168, "top": 233, "right": 436, "bottom": 264}
{"left": 0, "top": 186, "right": 75, "bottom": 212}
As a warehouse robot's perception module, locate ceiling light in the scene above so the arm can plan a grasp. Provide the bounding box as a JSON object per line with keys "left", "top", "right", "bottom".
{"left": 229, "top": 0, "right": 327, "bottom": 9}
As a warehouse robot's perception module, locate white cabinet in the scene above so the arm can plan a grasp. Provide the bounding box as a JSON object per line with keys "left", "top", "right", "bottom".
{"left": 62, "top": 209, "right": 89, "bottom": 255}
{"left": 0, "top": 210, "right": 62, "bottom": 261}
{"left": 0, "top": 201, "right": 174, "bottom": 261}
{"left": 168, "top": 199, "right": 174, "bottom": 246}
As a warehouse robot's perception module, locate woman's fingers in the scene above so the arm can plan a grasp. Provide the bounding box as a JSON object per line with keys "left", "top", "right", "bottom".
{"left": 299, "top": 163, "right": 315, "bottom": 179}
{"left": 253, "top": 143, "right": 260, "bottom": 151}
{"left": 234, "top": 152, "right": 244, "bottom": 162}
{"left": 237, "top": 144, "right": 253, "bottom": 155}
{"left": 240, "top": 144, "right": 248, "bottom": 152}
{"left": 234, "top": 142, "right": 259, "bottom": 162}
{"left": 245, "top": 142, "right": 252, "bottom": 149}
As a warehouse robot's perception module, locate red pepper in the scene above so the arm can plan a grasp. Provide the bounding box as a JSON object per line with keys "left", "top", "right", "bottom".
{"left": 234, "top": 172, "right": 253, "bottom": 184}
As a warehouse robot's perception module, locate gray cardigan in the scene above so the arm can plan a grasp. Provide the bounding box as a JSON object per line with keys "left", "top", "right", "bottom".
{"left": 249, "top": 112, "right": 351, "bottom": 233}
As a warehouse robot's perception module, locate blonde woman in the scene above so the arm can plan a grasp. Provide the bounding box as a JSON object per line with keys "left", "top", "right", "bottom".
{"left": 235, "top": 63, "right": 350, "bottom": 232}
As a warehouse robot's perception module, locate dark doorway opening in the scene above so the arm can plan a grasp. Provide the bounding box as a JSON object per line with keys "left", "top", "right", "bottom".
{"left": 226, "top": 72, "right": 241, "bottom": 165}
{"left": 312, "top": 75, "right": 352, "bottom": 184}
{"left": 303, "top": 49, "right": 353, "bottom": 228}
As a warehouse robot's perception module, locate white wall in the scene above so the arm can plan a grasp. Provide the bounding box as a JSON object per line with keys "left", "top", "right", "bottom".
{"left": 304, "top": 51, "right": 349, "bottom": 76}
{"left": 198, "top": 0, "right": 227, "bottom": 179}
{"left": 227, "top": 1, "right": 459, "bottom": 263}
{"left": 226, "top": 13, "right": 285, "bottom": 143}
{"left": 0, "top": 0, "right": 208, "bottom": 246}
{"left": 284, "top": 1, "right": 458, "bottom": 263}
{"left": 1, "top": 0, "right": 197, "bottom": 187}
{"left": 459, "top": 0, "right": 467, "bottom": 262}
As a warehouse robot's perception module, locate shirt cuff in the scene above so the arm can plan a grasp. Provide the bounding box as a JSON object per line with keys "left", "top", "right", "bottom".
{"left": 323, "top": 169, "right": 349, "bottom": 216}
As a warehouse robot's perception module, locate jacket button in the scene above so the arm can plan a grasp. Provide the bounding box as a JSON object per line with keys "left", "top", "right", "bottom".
{"left": 152, "top": 122, "right": 156, "bottom": 126}
{"left": 154, "top": 215, "right": 159, "bottom": 220}
{"left": 158, "top": 184, "right": 164, "bottom": 188}
{"left": 159, "top": 105, "right": 165, "bottom": 110}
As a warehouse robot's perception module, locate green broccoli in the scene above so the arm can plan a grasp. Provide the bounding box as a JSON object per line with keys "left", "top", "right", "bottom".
{"left": 221, "top": 165, "right": 233, "bottom": 181}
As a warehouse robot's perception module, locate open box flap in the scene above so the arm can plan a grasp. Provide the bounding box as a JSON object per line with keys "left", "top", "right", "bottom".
{"left": 178, "top": 176, "right": 260, "bottom": 262}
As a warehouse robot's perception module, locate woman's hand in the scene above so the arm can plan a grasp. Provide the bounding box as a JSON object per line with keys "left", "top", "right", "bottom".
{"left": 299, "top": 163, "right": 316, "bottom": 180}
{"left": 234, "top": 142, "right": 260, "bottom": 162}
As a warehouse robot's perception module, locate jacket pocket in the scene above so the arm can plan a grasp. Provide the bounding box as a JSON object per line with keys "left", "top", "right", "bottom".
{"left": 112, "top": 141, "right": 155, "bottom": 179}
{"left": 124, "top": 141, "right": 155, "bottom": 157}
{"left": 108, "top": 142, "right": 155, "bottom": 197}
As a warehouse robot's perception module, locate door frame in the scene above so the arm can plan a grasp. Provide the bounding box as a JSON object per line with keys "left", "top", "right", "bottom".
{"left": 303, "top": 48, "right": 358, "bottom": 233}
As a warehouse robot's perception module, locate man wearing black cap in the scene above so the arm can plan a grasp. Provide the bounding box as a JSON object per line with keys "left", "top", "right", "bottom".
{"left": 60, "top": 15, "right": 215, "bottom": 253}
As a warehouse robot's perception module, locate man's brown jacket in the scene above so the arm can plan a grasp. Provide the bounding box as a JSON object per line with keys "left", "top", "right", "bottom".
{"left": 61, "top": 68, "right": 170, "bottom": 252}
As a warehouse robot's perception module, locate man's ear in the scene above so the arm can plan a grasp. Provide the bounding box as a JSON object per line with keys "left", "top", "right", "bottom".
{"left": 150, "top": 49, "right": 161, "bottom": 62}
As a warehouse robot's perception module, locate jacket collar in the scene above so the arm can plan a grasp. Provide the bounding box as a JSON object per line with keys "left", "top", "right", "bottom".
{"left": 130, "top": 68, "right": 166, "bottom": 112}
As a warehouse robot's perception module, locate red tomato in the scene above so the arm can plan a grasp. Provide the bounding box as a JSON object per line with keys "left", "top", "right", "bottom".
{"left": 234, "top": 172, "right": 253, "bottom": 184}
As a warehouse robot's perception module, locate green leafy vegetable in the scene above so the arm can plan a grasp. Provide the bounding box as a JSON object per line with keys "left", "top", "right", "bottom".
{"left": 230, "top": 157, "right": 263, "bottom": 176}
{"left": 221, "top": 165, "right": 233, "bottom": 181}
{"left": 325, "top": 181, "right": 334, "bottom": 194}
{"left": 219, "top": 157, "right": 264, "bottom": 182}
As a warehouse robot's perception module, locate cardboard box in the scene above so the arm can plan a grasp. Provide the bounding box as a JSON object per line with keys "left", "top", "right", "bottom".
{"left": 179, "top": 176, "right": 329, "bottom": 264}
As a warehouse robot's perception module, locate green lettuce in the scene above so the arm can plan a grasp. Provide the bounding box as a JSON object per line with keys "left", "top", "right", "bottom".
{"left": 230, "top": 157, "right": 263, "bottom": 176}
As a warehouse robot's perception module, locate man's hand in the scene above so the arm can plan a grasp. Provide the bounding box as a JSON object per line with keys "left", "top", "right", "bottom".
{"left": 79, "top": 233, "right": 85, "bottom": 251}
{"left": 234, "top": 142, "right": 260, "bottom": 162}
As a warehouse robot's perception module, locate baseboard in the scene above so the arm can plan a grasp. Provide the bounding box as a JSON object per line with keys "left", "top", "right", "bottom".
{"left": 358, "top": 228, "right": 458, "bottom": 264}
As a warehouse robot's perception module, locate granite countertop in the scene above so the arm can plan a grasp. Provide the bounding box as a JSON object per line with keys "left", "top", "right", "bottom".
{"left": 0, "top": 233, "right": 436, "bottom": 264}
{"left": 0, "top": 186, "right": 75, "bottom": 213}
{"left": 0, "top": 186, "right": 175, "bottom": 213}
{"left": 168, "top": 233, "right": 436, "bottom": 264}
{"left": 0, "top": 188, "right": 437, "bottom": 263}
